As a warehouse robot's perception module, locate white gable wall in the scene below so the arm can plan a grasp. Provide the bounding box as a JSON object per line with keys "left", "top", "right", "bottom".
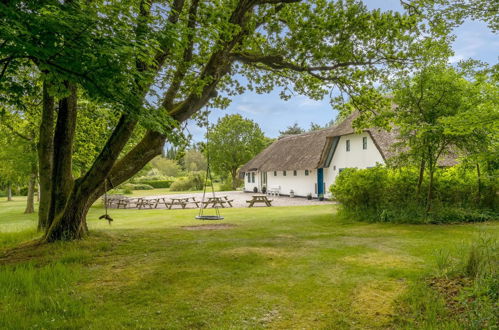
{"left": 324, "top": 132, "right": 385, "bottom": 191}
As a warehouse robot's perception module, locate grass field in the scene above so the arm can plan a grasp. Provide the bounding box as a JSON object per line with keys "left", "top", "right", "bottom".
{"left": 0, "top": 196, "right": 497, "bottom": 329}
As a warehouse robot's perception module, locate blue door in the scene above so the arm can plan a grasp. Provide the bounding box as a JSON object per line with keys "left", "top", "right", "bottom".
{"left": 317, "top": 168, "right": 324, "bottom": 195}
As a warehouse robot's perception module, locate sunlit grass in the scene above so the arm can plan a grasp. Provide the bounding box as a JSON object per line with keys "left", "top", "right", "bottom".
{"left": 0, "top": 196, "right": 497, "bottom": 328}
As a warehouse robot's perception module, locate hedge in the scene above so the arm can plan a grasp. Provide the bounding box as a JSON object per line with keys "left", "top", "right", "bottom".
{"left": 331, "top": 166, "right": 498, "bottom": 224}
{"left": 136, "top": 180, "right": 174, "bottom": 188}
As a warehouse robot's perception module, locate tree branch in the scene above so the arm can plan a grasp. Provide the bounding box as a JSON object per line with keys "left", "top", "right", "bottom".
{"left": 162, "top": 0, "right": 199, "bottom": 110}
{"left": 1, "top": 122, "right": 33, "bottom": 141}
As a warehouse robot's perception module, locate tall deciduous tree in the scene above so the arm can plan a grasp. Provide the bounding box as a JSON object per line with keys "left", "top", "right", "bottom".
{"left": 1, "top": 0, "right": 445, "bottom": 241}
{"left": 389, "top": 64, "right": 489, "bottom": 214}
{"left": 206, "top": 114, "right": 267, "bottom": 189}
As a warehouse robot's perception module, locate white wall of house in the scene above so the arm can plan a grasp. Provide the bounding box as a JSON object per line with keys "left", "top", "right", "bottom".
{"left": 265, "top": 169, "right": 317, "bottom": 197}
{"left": 324, "top": 132, "right": 385, "bottom": 190}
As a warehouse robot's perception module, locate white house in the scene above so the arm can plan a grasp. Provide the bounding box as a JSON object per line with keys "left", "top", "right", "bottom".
{"left": 240, "top": 113, "right": 399, "bottom": 198}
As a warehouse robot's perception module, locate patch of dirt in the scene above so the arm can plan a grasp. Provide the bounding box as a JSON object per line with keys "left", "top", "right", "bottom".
{"left": 351, "top": 279, "right": 405, "bottom": 327}
{"left": 181, "top": 223, "right": 237, "bottom": 231}
{"left": 427, "top": 276, "right": 472, "bottom": 314}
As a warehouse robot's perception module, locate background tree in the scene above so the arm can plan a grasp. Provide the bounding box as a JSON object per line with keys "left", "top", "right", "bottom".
{"left": 183, "top": 148, "right": 207, "bottom": 172}
{"left": 279, "top": 122, "right": 305, "bottom": 136}
{"left": 1, "top": 0, "right": 446, "bottom": 241}
{"left": 150, "top": 156, "right": 182, "bottom": 177}
{"left": 206, "top": 115, "right": 267, "bottom": 189}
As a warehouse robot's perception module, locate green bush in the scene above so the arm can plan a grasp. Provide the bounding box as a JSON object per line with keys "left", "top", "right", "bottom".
{"left": 331, "top": 166, "right": 498, "bottom": 224}
{"left": 136, "top": 180, "right": 173, "bottom": 188}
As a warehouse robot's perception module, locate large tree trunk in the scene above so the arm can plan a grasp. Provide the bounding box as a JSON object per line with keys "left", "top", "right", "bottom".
{"left": 7, "top": 183, "right": 12, "bottom": 201}
{"left": 24, "top": 163, "right": 37, "bottom": 214}
{"left": 47, "top": 82, "right": 78, "bottom": 226}
{"left": 45, "top": 115, "right": 138, "bottom": 241}
{"left": 38, "top": 81, "right": 55, "bottom": 230}
{"left": 45, "top": 188, "right": 92, "bottom": 241}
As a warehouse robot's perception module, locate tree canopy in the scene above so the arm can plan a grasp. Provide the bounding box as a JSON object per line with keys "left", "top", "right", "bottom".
{"left": 206, "top": 114, "right": 267, "bottom": 189}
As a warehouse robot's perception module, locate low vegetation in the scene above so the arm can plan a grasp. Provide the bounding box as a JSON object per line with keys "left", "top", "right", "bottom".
{"left": 397, "top": 233, "right": 498, "bottom": 328}
{"left": 1, "top": 198, "right": 497, "bottom": 328}
{"left": 332, "top": 166, "right": 498, "bottom": 224}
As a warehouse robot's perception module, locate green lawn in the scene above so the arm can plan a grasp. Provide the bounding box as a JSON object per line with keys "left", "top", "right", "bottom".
{"left": 0, "top": 197, "right": 497, "bottom": 329}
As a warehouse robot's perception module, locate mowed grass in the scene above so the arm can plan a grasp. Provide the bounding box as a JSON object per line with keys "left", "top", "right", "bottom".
{"left": 0, "top": 197, "right": 497, "bottom": 329}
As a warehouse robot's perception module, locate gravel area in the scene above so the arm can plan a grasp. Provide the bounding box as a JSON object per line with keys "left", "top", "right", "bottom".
{"left": 139, "top": 191, "right": 334, "bottom": 209}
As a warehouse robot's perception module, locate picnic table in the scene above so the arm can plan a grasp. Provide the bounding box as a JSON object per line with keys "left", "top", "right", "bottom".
{"left": 137, "top": 197, "right": 159, "bottom": 209}
{"left": 202, "top": 196, "right": 233, "bottom": 208}
{"left": 246, "top": 195, "right": 272, "bottom": 207}
{"left": 166, "top": 197, "right": 190, "bottom": 209}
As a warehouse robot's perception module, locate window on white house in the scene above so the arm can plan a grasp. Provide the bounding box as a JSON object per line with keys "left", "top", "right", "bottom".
{"left": 274, "top": 171, "right": 277, "bottom": 176}
{"left": 283, "top": 171, "right": 286, "bottom": 176}
{"left": 247, "top": 173, "right": 250, "bottom": 183}
{"left": 305, "top": 169, "right": 309, "bottom": 176}
{"left": 293, "top": 170, "right": 297, "bottom": 176}
{"left": 333, "top": 165, "right": 336, "bottom": 171}
{"left": 346, "top": 139, "right": 350, "bottom": 152}
{"left": 363, "top": 136, "right": 367, "bottom": 150}
{"left": 251, "top": 172, "right": 255, "bottom": 183}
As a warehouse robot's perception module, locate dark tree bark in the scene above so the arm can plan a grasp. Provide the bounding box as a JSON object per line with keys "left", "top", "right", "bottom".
{"left": 47, "top": 82, "right": 78, "bottom": 227}
{"left": 38, "top": 81, "right": 55, "bottom": 230}
{"left": 24, "top": 163, "right": 37, "bottom": 214}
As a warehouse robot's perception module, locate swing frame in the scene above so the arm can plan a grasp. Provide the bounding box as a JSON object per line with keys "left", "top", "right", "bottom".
{"left": 196, "top": 125, "right": 224, "bottom": 221}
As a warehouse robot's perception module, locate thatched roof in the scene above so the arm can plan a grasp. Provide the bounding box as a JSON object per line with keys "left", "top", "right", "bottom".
{"left": 240, "top": 112, "right": 456, "bottom": 173}
{"left": 240, "top": 125, "right": 339, "bottom": 172}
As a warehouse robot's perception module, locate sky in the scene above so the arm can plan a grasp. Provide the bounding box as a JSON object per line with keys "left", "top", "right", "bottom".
{"left": 184, "top": 0, "right": 499, "bottom": 143}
